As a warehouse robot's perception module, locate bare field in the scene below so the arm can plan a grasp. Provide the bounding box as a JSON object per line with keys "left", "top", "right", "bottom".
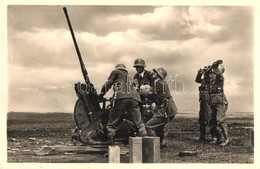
{"left": 7, "top": 112, "right": 254, "bottom": 163}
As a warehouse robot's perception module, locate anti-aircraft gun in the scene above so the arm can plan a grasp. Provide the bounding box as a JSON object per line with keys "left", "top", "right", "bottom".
{"left": 63, "top": 7, "right": 133, "bottom": 145}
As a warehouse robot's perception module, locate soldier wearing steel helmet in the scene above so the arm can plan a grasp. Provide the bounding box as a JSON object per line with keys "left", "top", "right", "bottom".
{"left": 133, "top": 59, "right": 154, "bottom": 123}
{"left": 99, "top": 63, "right": 147, "bottom": 145}
{"left": 141, "top": 67, "right": 178, "bottom": 148}
{"left": 133, "top": 59, "right": 154, "bottom": 87}
{"left": 208, "top": 60, "right": 231, "bottom": 147}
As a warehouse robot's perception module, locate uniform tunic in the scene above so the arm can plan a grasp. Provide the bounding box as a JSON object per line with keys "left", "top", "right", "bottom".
{"left": 195, "top": 71, "right": 213, "bottom": 139}
{"left": 133, "top": 69, "right": 154, "bottom": 87}
{"left": 134, "top": 69, "right": 154, "bottom": 122}
{"left": 100, "top": 69, "right": 145, "bottom": 136}
{"left": 145, "top": 79, "right": 178, "bottom": 142}
{"left": 209, "top": 71, "right": 229, "bottom": 140}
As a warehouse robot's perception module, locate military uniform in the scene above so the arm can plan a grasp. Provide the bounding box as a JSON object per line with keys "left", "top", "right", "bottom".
{"left": 209, "top": 63, "right": 231, "bottom": 146}
{"left": 134, "top": 70, "right": 154, "bottom": 122}
{"left": 144, "top": 68, "right": 178, "bottom": 146}
{"left": 195, "top": 68, "right": 213, "bottom": 141}
{"left": 133, "top": 59, "right": 154, "bottom": 123}
{"left": 99, "top": 64, "right": 147, "bottom": 144}
{"left": 133, "top": 70, "right": 154, "bottom": 87}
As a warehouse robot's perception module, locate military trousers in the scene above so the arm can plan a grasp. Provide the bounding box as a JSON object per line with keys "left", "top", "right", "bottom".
{"left": 209, "top": 102, "right": 228, "bottom": 140}
{"left": 199, "top": 100, "right": 211, "bottom": 138}
{"left": 106, "top": 98, "right": 145, "bottom": 137}
{"left": 146, "top": 114, "right": 175, "bottom": 143}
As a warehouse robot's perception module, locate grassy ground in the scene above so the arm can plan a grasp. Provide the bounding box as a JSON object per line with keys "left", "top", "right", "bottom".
{"left": 6, "top": 112, "right": 254, "bottom": 163}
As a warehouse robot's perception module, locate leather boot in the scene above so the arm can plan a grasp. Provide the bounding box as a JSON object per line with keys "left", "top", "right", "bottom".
{"left": 220, "top": 124, "right": 231, "bottom": 147}
{"left": 107, "top": 132, "right": 115, "bottom": 145}
{"left": 160, "top": 133, "right": 167, "bottom": 148}
{"left": 137, "top": 125, "right": 147, "bottom": 137}
{"left": 210, "top": 127, "right": 216, "bottom": 140}
{"left": 199, "top": 121, "right": 206, "bottom": 141}
{"left": 199, "top": 130, "right": 206, "bottom": 142}
{"left": 209, "top": 137, "right": 218, "bottom": 144}
{"left": 220, "top": 138, "right": 231, "bottom": 147}
{"left": 161, "top": 139, "right": 167, "bottom": 148}
{"left": 216, "top": 128, "right": 222, "bottom": 143}
{"left": 209, "top": 127, "right": 221, "bottom": 144}
{"left": 220, "top": 123, "right": 228, "bottom": 139}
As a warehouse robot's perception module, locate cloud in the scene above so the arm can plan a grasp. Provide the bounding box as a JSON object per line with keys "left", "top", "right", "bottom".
{"left": 106, "top": 7, "right": 191, "bottom": 40}
{"left": 8, "top": 65, "right": 79, "bottom": 112}
{"left": 7, "top": 6, "right": 254, "bottom": 113}
{"left": 10, "top": 6, "right": 250, "bottom": 69}
{"left": 9, "top": 28, "right": 78, "bottom": 69}
{"left": 8, "top": 65, "right": 78, "bottom": 90}
{"left": 105, "top": 6, "right": 235, "bottom": 42}
{"left": 8, "top": 6, "right": 155, "bottom": 34}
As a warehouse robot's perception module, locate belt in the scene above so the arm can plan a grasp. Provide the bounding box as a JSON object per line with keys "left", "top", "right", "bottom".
{"left": 199, "top": 86, "right": 208, "bottom": 91}
{"left": 210, "top": 91, "right": 223, "bottom": 94}
{"left": 210, "top": 88, "right": 223, "bottom": 94}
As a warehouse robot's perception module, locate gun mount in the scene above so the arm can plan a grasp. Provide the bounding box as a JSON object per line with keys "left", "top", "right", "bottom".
{"left": 63, "top": 7, "right": 136, "bottom": 145}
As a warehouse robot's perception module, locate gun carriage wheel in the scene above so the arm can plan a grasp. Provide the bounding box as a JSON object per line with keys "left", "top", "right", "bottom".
{"left": 74, "top": 98, "right": 90, "bottom": 130}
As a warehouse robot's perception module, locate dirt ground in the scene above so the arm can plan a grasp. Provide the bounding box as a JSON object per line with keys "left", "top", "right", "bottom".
{"left": 6, "top": 112, "right": 254, "bottom": 163}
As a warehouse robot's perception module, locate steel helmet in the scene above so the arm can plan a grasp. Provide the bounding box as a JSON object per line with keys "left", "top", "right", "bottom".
{"left": 115, "top": 63, "right": 127, "bottom": 71}
{"left": 153, "top": 67, "right": 167, "bottom": 79}
{"left": 133, "top": 59, "right": 146, "bottom": 67}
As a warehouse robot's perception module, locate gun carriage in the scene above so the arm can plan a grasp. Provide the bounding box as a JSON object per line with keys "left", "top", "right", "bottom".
{"left": 63, "top": 7, "right": 136, "bottom": 146}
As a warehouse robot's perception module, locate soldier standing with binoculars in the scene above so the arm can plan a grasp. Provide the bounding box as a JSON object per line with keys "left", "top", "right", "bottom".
{"left": 209, "top": 60, "right": 231, "bottom": 147}
{"left": 196, "top": 60, "right": 231, "bottom": 147}
{"left": 195, "top": 65, "right": 213, "bottom": 142}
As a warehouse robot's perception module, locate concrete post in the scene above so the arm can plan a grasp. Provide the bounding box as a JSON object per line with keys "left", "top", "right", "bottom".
{"left": 108, "top": 145, "right": 120, "bottom": 163}
{"left": 129, "top": 137, "right": 142, "bottom": 163}
{"left": 142, "top": 137, "right": 160, "bottom": 163}
{"left": 244, "top": 127, "right": 254, "bottom": 147}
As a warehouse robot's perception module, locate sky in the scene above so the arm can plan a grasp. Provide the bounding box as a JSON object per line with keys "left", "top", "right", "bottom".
{"left": 6, "top": 5, "right": 254, "bottom": 114}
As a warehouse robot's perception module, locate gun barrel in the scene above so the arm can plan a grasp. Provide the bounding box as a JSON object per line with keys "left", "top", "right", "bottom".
{"left": 63, "top": 7, "right": 89, "bottom": 82}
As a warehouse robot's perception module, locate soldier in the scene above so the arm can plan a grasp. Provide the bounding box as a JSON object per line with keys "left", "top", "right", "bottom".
{"left": 133, "top": 59, "right": 154, "bottom": 87}
{"left": 195, "top": 65, "right": 213, "bottom": 142}
{"left": 209, "top": 60, "right": 231, "bottom": 147}
{"left": 99, "top": 63, "right": 147, "bottom": 145}
{"left": 133, "top": 59, "right": 154, "bottom": 123}
{"left": 141, "top": 67, "right": 178, "bottom": 147}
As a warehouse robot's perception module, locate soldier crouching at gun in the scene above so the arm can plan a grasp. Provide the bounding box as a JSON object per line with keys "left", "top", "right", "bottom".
{"left": 195, "top": 65, "right": 213, "bottom": 142}
{"left": 208, "top": 60, "right": 231, "bottom": 147}
{"left": 98, "top": 63, "right": 147, "bottom": 145}
{"left": 140, "top": 67, "right": 178, "bottom": 148}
